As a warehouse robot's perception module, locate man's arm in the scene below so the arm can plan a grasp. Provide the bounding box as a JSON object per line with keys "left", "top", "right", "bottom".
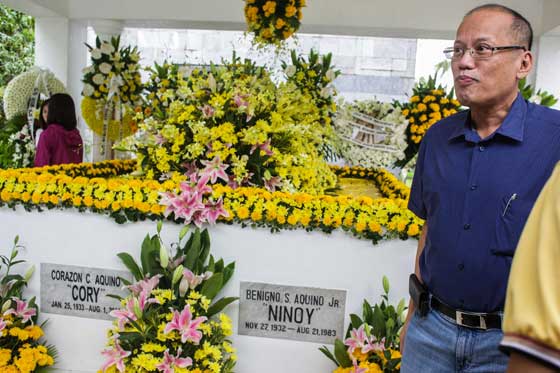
{"left": 507, "top": 352, "right": 557, "bottom": 373}
{"left": 399, "top": 221, "right": 428, "bottom": 353}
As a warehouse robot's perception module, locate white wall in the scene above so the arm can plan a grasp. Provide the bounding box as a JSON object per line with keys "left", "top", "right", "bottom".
{"left": 0, "top": 207, "right": 416, "bottom": 373}
{"left": 35, "top": 17, "right": 70, "bottom": 85}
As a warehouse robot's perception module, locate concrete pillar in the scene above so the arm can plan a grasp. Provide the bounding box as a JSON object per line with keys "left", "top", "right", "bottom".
{"left": 534, "top": 35, "right": 560, "bottom": 109}
{"left": 89, "top": 20, "right": 125, "bottom": 162}
{"left": 35, "top": 17, "right": 70, "bottom": 85}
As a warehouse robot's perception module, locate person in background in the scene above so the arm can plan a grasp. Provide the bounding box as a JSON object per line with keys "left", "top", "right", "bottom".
{"left": 400, "top": 3, "right": 560, "bottom": 372}
{"left": 500, "top": 162, "right": 560, "bottom": 373}
{"left": 34, "top": 93, "right": 83, "bottom": 167}
{"left": 34, "top": 98, "right": 49, "bottom": 146}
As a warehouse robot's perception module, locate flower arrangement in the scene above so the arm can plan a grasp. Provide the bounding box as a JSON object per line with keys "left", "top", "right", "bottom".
{"left": 143, "top": 61, "right": 185, "bottom": 118}
{"left": 3, "top": 68, "right": 66, "bottom": 120}
{"left": 0, "top": 236, "right": 56, "bottom": 372}
{"left": 335, "top": 100, "right": 408, "bottom": 169}
{"left": 320, "top": 276, "right": 405, "bottom": 373}
{"left": 120, "top": 54, "right": 338, "bottom": 195}
{"left": 0, "top": 114, "right": 35, "bottom": 168}
{"left": 0, "top": 161, "right": 422, "bottom": 244}
{"left": 0, "top": 68, "right": 66, "bottom": 168}
{"left": 81, "top": 36, "right": 142, "bottom": 142}
{"left": 282, "top": 49, "right": 340, "bottom": 158}
{"left": 395, "top": 74, "right": 461, "bottom": 167}
{"left": 100, "top": 223, "right": 236, "bottom": 373}
{"left": 244, "top": 0, "right": 305, "bottom": 46}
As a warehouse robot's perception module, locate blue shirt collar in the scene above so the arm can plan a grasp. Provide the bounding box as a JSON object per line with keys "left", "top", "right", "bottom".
{"left": 448, "top": 92, "right": 527, "bottom": 142}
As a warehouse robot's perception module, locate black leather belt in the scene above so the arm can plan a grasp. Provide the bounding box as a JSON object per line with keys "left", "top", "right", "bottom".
{"left": 430, "top": 297, "right": 502, "bottom": 330}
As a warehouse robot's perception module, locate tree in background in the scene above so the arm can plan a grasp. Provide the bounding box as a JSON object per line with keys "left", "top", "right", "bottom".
{"left": 0, "top": 4, "right": 35, "bottom": 87}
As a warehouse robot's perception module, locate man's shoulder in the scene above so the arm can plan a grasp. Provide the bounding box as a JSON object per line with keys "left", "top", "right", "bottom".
{"left": 526, "top": 101, "right": 560, "bottom": 128}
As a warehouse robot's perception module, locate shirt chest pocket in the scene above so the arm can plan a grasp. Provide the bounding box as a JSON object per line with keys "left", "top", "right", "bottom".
{"left": 491, "top": 195, "right": 534, "bottom": 256}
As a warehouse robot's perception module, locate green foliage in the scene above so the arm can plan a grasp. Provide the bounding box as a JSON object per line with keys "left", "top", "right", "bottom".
{"left": 320, "top": 276, "right": 406, "bottom": 372}
{"left": 0, "top": 4, "right": 35, "bottom": 87}
{"left": 0, "top": 114, "right": 31, "bottom": 168}
{"left": 518, "top": 78, "right": 558, "bottom": 107}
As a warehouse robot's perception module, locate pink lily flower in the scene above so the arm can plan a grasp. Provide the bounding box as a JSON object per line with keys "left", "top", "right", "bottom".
{"left": 205, "top": 198, "right": 229, "bottom": 224}
{"left": 127, "top": 274, "right": 162, "bottom": 296}
{"left": 200, "top": 156, "right": 229, "bottom": 183}
{"left": 156, "top": 347, "right": 193, "bottom": 373}
{"left": 201, "top": 104, "right": 215, "bottom": 118}
{"left": 4, "top": 298, "right": 36, "bottom": 324}
{"left": 110, "top": 290, "right": 157, "bottom": 330}
{"left": 109, "top": 298, "right": 136, "bottom": 330}
{"left": 344, "top": 325, "right": 368, "bottom": 354}
{"left": 264, "top": 175, "right": 282, "bottom": 192}
{"left": 233, "top": 94, "right": 249, "bottom": 109}
{"left": 351, "top": 363, "right": 368, "bottom": 373}
{"left": 101, "top": 342, "right": 131, "bottom": 373}
{"left": 250, "top": 139, "right": 274, "bottom": 156}
{"left": 0, "top": 318, "right": 6, "bottom": 334}
{"left": 164, "top": 304, "right": 207, "bottom": 344}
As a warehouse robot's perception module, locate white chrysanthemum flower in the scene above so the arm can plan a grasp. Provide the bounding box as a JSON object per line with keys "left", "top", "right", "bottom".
{"left": 92, "top": 74, "right": 105, "bottom": 85}
{"left": 99, "top": 62, "right": 112, "bottom": 75}
{"left": 91, "top": 49, "right": 102, "bottom": 60}
{"left": 82, "top": 66, "right": 95, "bottom": 75}
{"left": 100, "top": 42, "right": 115, "bottom": 55}
{"left": 326, "top": 69, "right": 336, "bottom": 81}
{"left": 284, "top": 65, "right": 296, "bottom": 77}
{"left": 82, "top": 84, "right": 95, "bottom": 97}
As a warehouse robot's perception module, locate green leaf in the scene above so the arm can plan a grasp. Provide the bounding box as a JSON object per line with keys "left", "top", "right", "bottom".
{"left": 201, "top": 273, "right": 223, "bottom": 300}
{"left": 222, "top": 262, "right": 235, "bottom": 286}
{"left": 371, "top": 306, "right": 386, "bottom": 337}
{"left": 206, "top": 296, "right": 238, "bottom": 317}
{"left": 140, "top": 234, "right": 154, "bottom": 275}
{"left": 156, "top": 220, "right": 163, "bottom": 233}
{"left": 363, "top": 299, "right": 373, "bottom": 324}
{"left": 334, "top": 339, "right": 353, "bottom": 368}
{"left": 117, "top": 253, "right": 143, "bottom": 281}
{"left": 319, "top": 346, "right": 339, "bottom": 366}
{"left": 184, "top": 229, "right": 201, "bottom": 270}
{"left": 179, "top": 225, "right": 190, "bottom": 241}
{"left": 349, "top": 314, "right": 363, "bottom": 329}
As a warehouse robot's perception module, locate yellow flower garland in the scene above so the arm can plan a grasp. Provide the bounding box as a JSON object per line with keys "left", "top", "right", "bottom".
{"left": 0, "top": 161, "right": 423, "bottom": 243}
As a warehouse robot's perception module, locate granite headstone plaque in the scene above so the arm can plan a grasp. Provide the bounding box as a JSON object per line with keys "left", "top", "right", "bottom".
{"left": 41, "top": 263, "right": 132, "bottom": 320}
{"left": 238, "top": 281, "right": 347, "bottom": 344}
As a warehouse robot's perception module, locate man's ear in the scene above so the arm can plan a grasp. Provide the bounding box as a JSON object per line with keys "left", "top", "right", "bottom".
{"left": 517, "top": 51, "right": 533, "bottom": 80}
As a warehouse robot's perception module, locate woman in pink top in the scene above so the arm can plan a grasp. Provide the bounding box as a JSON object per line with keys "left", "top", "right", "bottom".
{"left": 34, "top": 93, "right": 83, "bottom": 167}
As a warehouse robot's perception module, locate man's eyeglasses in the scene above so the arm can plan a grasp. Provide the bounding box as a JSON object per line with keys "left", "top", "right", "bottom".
{"left": 444, "top": 45, "right": 526, "bottom": 60}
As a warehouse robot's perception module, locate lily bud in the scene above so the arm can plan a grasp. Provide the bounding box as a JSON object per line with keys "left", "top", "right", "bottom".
{"left": 159, "top": 246, "right": 169, "bottom": 269}
{"left": 1, "top": 299, "right": 11, "bottom": 313}
{"left": 133, "top": 298, "right": 142, "bottom": 319}
{"left": 24, "top": 265, "right": 35, "bottom": 282}
{"left": 172, "top": 265, "right": 184, "bottom": 286}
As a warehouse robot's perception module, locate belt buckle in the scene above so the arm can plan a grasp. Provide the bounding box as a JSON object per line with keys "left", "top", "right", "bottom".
{"left": 455, "top": 310, "right": 487, "bottom": 330}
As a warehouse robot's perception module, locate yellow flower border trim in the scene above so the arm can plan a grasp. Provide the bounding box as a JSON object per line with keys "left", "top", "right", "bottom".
{"left": 0, "top": 161, "right": 422, "bottom": 243}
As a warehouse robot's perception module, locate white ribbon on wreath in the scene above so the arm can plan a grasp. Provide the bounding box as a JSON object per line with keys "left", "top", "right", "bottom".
{"left": 26, "top": 67, "right": 54, "bottom": 146}
{"left": 100, "top": 74, "right": 124, "bottom": 156}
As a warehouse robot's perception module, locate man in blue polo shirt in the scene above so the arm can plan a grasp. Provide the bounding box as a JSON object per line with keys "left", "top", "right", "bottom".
{"left": 400, "top": 4, "right": 560, "bottom": 373}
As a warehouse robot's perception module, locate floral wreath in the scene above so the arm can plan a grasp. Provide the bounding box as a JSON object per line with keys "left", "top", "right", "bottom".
{"left": 81, "top": 36, "right": 142, "bottom": 151}
{"left": 335, "top": 100, "right": 408, "bottom": 169}
{"left": 3, "top": 68, "right": 66, "bottom": 121}
{"left": 244, "top": 0, "right": 306, "bottom": 46}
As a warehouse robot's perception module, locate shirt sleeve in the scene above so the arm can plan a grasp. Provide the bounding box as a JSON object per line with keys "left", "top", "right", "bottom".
{"left": 34, "top": 128, "right": 52, "bottom": 167}
{"left": 408, "top": 134, "right": 429, "bottom": 219}
{"left": 500, "top": 162, "right": 560, "bottom": 369}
